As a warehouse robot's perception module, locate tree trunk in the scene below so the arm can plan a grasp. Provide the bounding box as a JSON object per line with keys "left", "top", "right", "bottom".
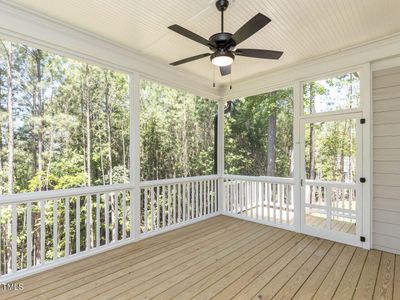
{"left": 35, "top": 50, "right": 44, "bottom": 191}
{"left": 2, "top": 41, "right": 14, "bottom": 194}
{"left": 267, "top": 110, "right": 276, "bottom": 176}
{"left": 85, "top": 65, "right": 91, "bottom": 186}
{"left": 104, "top": 72, "right": 113, "bottom": 184}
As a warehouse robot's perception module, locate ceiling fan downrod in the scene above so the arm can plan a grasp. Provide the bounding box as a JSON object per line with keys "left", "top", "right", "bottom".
{"left": 216, "top": 0, "right": 229, "bottom": 33}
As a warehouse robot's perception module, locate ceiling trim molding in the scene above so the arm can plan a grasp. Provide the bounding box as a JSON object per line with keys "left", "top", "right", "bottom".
{"left": 221, "top": 32, "right": 400, "bottom": 99}
{"left": 0, "top": 1, "right": 221, "bottom": 101}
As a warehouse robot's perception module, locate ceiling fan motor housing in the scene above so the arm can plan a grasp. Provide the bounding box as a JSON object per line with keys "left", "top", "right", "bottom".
{"left": 209, "top": 32, "right": 235, "bottom": 51}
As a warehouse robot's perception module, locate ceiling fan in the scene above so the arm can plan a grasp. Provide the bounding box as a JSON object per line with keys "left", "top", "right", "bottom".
{"left": 168, "top": 0, "right": 283, "bottom": 77}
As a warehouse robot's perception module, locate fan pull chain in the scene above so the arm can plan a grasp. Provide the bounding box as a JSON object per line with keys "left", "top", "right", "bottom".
{"left": 213, "top": 66, "right": 216, "bottom": 88}
{"left": 230, "top": 67, "right": 232, "bottom": 90}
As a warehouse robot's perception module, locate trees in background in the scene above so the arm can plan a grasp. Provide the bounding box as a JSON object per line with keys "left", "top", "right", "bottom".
{"left": 140, "top": 80, "right": 216, "bottom": 181}
{"left": 224, "top": 89, "right": 294, "bottom": 178}
{"left": 0, "top": 41, "right": 129, "bottom": 195}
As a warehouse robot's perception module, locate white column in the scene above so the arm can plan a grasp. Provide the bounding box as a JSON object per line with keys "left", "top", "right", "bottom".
{"left": 293, "top": 81, "right": 302, "bottom": 232}
{"left": 217, "top": 100, "right": 225, "bottom": 213}
{"left": 360, "top": 62, "right": 372, "bottom": 249}
{"left": 130, "top": 72, "right": 141, "bottom": 239}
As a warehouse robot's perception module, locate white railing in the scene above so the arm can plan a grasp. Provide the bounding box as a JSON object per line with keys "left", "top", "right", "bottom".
{"left": 139, "top": 175, "right": 219, "bottom": 234}
{"left": 0, "top": 175, "right": 219, "bottom": 281}
{"left": 0, "top": 184, "right": 134, "bottom": 280}
{"left": 304, "top": 179, "right": 357, "bottom": 232}
{"left": 223, "top": 175, "right": 295, "bottom": 228}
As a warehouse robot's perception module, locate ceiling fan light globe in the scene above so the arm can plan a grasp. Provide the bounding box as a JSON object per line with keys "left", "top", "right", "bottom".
{"left": 211, "top": 51, "right": 234, "bottom": 67}
{"left": 211, "top": 55, "right": 233, "bottom": 66}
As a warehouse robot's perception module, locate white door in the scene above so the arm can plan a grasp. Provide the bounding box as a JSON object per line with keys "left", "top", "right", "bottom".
{"left": 300, "top": 113, "right": 364, "bottom": 247}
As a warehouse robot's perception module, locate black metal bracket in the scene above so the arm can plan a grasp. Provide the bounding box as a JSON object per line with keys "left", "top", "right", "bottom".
{"left": 360, "top": 236, "right": 366, "bottom": 242}
{"left": 360, "top": 177, "right": 366, "bottom": 183}
{"left": 360, "top": 118, "right": 366, "bottom": 124}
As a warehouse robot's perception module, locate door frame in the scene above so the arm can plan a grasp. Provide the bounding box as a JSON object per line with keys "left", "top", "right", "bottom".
{"left": 299, "top": 112, "right": 364, "bottom": 247}
{"left": 292, "top": 64, "right": 372, "bottom": 249}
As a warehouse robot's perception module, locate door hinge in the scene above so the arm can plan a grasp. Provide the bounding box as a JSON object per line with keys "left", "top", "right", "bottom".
{"left": 360, "top": 236, "right": 366, "bottom": 242}
{"left": 360, "top": 118, "right": 366, "bottom": 124}
{"left": 360, "top": 177, "right": 366, "bottom": 183}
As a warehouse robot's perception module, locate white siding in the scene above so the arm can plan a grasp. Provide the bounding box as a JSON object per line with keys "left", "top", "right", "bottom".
{"left": 373, "top": 66, "right": 400, "bottom": 254}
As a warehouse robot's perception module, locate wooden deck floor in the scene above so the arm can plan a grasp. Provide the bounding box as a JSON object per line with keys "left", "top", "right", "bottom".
{"left": 1, "top": 215, "right": 399, "bottom": 300}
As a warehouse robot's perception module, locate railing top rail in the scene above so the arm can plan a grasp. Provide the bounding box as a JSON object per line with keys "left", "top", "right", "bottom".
{"left": 223, "top": 174, "right": 294, "bottom": 184}
{"left": 0, "top": 183, "right": 134, "bottom": 205}
{"left": 305, "top": 179, "right": 356, "bottom": 188}
{"left": 139, "top": 174, "right": 219, "bottom": 187}
{"left": 0, "top": 175, "right": 221, "bottom": 205}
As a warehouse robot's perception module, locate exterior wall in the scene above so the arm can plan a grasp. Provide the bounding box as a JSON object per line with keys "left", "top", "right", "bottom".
{"left": 373, "top": 66, "right": 400, "bottom": 254}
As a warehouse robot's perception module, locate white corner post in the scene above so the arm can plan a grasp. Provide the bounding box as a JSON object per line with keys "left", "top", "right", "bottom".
{"left": 217, "top": 100, "right": 225, "bottom": 213}
{"left": 361, "top": 62, "right": 372, "bottom": 249}
{"left": 293, "top": 81, "right": 302, "bottom": 232}
{"left": 130, "top": 72, "right": 141, "bottom": 240}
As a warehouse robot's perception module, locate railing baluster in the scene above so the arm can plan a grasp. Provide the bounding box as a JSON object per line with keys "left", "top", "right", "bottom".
{"left": 156, "top": 186, "right": 160, "bottom": 229}
{"left": 188, "top": 183, "right": 191, "bottom": 219}
{"left": 213, "top": 180, "right": 216, "bottom": 213}
{"left": 285, "top": 185, "right": 289, "bottom": 224}
{"left": 27, "top": 202, "right": 32, "bottom": 269}
{"left": 167, "top": 185, "right": 171, "bottom": 226}
{"left": 144, "top": 188, "right": 148, "bottom": 233}
{"left": 40, "top": 200, "right": 45, "bottom": 262}
{"left": 162, "top": 186, "right": 166, "bottom": 228}
{"left": 191, "top": 182, "right": 195, "bottom": 219}
{"left": 113, "top": 193, "right": 118, "bottom": 242}
{"left": 96, "top": 194, "right": 100, "bottom": 247}
{"left": 326, "top": 186, "right": 332, "bottom": 230}
{"left": 201, "top": 180, "right": 204, "bottom": 216}
{"left": 130, "top": 189, "right": 134, "bottom": 238}
{"left": 173, "top": 184, "right": 176, "bottom": 224}
{"left": 122, "top": 191, "right": 126, "bottom": 239}
{"left": 252, "top": 182, "right": 255, "bottom": 219}
{"left": 11, "top": 203, "right": 17, "bottom": 273}
{"left": 150, "top": 187, "right": 155, "bottom": 230}
{"left": 65, "top": 197, "right": 70, "bottom": 256}
{"left": 260, "top": 182, "right": 265, "bottom": 221}
{"left": 206, "top": 180, "right": 211, "bottom": 214}
{"left": 182, "top": 183, "right": 186, "bottom": 221}
{"left": 105, "top": 193, "right": 109, "bottom": 244}
{"left": 177, "top": 184, "right": 181, "bottom": 223}
{"left": 86, "top": 195, "right": 90, "bottom": 250}
{"left": 195, "top": 181, "right": 199, "bottom": 218}
{"left": 256, "top": 182, "right": 260, "bottom": 220}
{"left": 54, "top": 199, "right": 58, "bottom": 260}
{"left": 279, "top": 184, "right": 283, "bottom": 224}
{"left": 76, "top": 196, "right": 80, "bottom": 253}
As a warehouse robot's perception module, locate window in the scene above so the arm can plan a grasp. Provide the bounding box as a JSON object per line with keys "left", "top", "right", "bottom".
{"left": 224, "top": 88, "right": 294, "bottom": 177}
{"left": 0, "top": 39, "right": 129, "bottom": 194}
{"left": 140, "top": 80, "right": 217, "bottom": 181}
{"left": 303, "top": 72, "right": 360, "bottom": 114}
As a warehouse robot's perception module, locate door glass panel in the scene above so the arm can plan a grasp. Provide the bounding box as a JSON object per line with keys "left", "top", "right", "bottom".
{"left": 304, "top": 118, "right": 357, "bottom": 234}
{"left": 303, "top": 72, "right": 360, "bottom": 114}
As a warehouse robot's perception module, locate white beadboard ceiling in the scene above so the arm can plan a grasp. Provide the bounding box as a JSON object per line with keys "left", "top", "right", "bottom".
{"left": 9, "top": 0, "right": 400, "bottom": 85}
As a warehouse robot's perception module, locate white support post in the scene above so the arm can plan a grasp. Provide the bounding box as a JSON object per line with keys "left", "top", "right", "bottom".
{"left": 217, "top": 100, "right": 225, "bottom": 213}
{"left": 130, "top": 72, "right": 141, "bottom": 240}
{"left": 361, "top": 62, "right": 372, "bottom": 249}
{"left": 293, "top": 81, "right": 302, "bottom": 232}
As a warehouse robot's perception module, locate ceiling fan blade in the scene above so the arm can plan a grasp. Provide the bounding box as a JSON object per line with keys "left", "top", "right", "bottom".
{"left": 170, "top": 53, "right": 211, "bottom": 66}
{"left": 231, "top": 13, "right": 271, "bottom": 46}
{"left": 234, "top": 49, "right": 283, "bottom": 60}
{"left": 220, "top": 65, "right": 231, "bottom": 76}
{"left": 168, "top": 25, "right": 216, "bottom": 48}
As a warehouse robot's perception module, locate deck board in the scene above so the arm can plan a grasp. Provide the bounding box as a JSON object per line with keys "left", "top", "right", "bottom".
{"left": 0, "top": 215, "right": 397, "bottom": 300}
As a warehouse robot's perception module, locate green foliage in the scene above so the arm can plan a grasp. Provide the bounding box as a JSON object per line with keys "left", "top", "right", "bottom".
{"left": 140, "top": 80, "right": 217, "bottom": 180}
{"left": 224, "top": 89, "right": 294, "bottom": 177}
